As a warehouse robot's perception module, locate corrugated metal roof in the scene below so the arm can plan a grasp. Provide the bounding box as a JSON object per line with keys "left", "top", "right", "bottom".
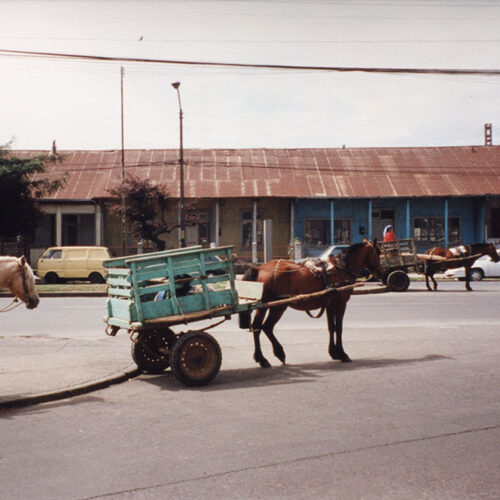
{"left": 12, "top": 146, "right": 500, "bottom": 200}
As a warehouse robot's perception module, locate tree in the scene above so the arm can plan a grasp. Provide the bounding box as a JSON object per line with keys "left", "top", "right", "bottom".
{"left": 108, "top": 176, "right": 180, "bottom": 251}
{"left": 0, "top": 144, "right": 64, "bottom": 247}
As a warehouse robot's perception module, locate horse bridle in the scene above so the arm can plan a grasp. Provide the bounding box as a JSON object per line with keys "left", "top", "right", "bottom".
{"left": 334, "top": 246, "right": 382, "bottom": 281}
{"left": 0, "top": 262, "right": 30, "bottom": 313}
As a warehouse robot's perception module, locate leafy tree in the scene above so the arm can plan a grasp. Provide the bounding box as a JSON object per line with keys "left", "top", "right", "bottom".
{"left": 0, "top": 144, "right": 64, "bottom": 246}
{"left": 108, "top": 176, "right": 182, "bottom": 251}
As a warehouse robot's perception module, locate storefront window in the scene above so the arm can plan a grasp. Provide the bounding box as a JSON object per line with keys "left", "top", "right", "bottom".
{"left": 62, "top": 214, "right": 95, "bottom": 245}
{"left": 240, "top": 210, "right": 264, "bottom": 249}
{"left": 413, "top": 217, "right": 460, "bottom": 246}
{"left": 303, "top": 219, "right": 351, "bottom": 245}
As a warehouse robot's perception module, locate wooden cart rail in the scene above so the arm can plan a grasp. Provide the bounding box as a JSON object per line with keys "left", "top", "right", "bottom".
{"left": 104, "top": 245, "right": 241, "bottom": 330}
{"left": 130, "top": 282, "right": 364, "bottom": 329}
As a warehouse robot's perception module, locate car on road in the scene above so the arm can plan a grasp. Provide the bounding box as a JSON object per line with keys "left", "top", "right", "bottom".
{"left": 444, "top": 249, "right": 500, "bottom": 281}
{"left": 37, "top": 246, "right": 111, "bottom": 284}
{"left": 296, "top": 244, "right": 349, "bottom": 263}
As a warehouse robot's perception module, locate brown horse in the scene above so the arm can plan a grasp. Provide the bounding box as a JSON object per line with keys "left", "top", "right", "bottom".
{"left": 242, "top": 240, "right": 382, "bottom": 367}
{"left": 0, "top": 256, "right": 40, "bottom": 310}
{"left": 424, "top": 242, "right": 499, "bottom": 291}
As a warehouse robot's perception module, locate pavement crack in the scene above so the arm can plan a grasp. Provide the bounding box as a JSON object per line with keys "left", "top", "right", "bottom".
{"left": 79, "top": 423, "right": 500, "bottom": 499}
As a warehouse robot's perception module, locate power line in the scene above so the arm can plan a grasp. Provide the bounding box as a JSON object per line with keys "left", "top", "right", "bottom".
{"left": 36, "top": 158, "right": 500, "bottom": 178}
{"left": 2, "top": 37, "right": 500, "bottom": 44}
{"left": 1, "top": 48, "right": 500, "bottom": 76}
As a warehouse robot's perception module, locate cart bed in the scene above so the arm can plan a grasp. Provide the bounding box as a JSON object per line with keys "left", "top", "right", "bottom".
{"left": 103, "top": 246, "right": 262, "bottom": 330}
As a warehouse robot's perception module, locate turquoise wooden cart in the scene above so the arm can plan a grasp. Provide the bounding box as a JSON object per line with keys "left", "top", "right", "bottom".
{"left": 103, "top": 245, "right": 264, "bottom": 386}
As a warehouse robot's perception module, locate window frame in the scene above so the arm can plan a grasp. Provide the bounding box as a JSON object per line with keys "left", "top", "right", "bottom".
{"left": 303, "top": 218, "right": 352, "bottom": 246}
{"left": 413, "top": 216, "right": 461, "bottom": 246}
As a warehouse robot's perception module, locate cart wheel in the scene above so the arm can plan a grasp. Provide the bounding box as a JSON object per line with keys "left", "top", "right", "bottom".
{"left": 131, "top": 329, "right": 177, "bottom": 374}
{"left": 386, "top": 270, "right": 410, "bottom": 292}
{"left": 169, "top": 332, "right": 222, "bottom": 386}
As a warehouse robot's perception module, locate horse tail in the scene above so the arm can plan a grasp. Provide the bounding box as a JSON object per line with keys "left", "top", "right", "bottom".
{"left": 239, "top": 264, "right": 259, "bottom": 329}
{"left": 242, "top": 265, "right": 259, "bottom": 282}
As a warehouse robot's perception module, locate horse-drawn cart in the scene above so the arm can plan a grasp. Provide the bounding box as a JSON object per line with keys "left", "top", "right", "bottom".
{"left": 377, "top": 238, "right": 482, "bottom": 291}
{"left": 103, "top": 245, "right": 266, "bottom": 386}
{"left": 103, "top": 245, "right": 361, "bottom": 386}
{"left": 377, "top": 238, "right": 425, "bottom": 292}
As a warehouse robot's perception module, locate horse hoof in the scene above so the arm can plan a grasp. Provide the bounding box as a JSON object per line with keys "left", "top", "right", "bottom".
{"left": 341, "top": 357, "right": 352, "bottom": 363}
{"left": 260, "top": 359, "right": 271, "bottom": 368}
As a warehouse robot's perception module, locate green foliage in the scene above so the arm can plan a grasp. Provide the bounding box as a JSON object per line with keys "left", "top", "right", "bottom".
{"left": 108, "top": 176, "right": 175, "bottom": 251}
{"left": 0, "top": 144, "right": 64, "bottom": 241}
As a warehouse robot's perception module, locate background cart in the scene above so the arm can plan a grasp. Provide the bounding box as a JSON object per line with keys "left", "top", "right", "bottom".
{"left": 377, "top": 239, "right": 426, "bottom": 291}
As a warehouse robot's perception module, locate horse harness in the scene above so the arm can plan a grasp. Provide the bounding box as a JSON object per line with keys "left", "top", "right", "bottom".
{"left": 300, "top": 256, "right": 355, "bottom": 318}
{"left": 0, "top": 262, "right": 29, "bottom": 313}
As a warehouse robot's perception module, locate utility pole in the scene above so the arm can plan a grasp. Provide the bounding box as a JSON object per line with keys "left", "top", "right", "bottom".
{"left": 120, "top": 66, "right": 126, "bottom": 255}
{"left": 171, "top": 81, "right": 186, "bottom": 247}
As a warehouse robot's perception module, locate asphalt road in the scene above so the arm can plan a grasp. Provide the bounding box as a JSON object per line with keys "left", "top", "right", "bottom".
{"left": 1, "top": 280, "right": 499, "bottom": 499}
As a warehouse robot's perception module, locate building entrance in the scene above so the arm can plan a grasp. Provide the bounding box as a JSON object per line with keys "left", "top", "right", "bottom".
{"left": 372, "top": 208, "right": 395, "bottom": 240}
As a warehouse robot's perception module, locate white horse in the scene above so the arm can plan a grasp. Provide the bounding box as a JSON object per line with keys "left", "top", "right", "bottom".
{"left": 0, "top": 256, "right": 40, "bottom": 310}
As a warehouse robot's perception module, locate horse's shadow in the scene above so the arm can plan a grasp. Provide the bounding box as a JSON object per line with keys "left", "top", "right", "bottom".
{"left": 143, "top": 354, "right": 451, "bottom": 392}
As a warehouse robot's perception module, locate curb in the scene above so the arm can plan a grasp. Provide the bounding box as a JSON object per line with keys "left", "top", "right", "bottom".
{"left": 0, "top": 368, "right": 141, "bottom": 410}
{"left": 0, "top": 292, "right": 107, "bottom": 298}
{"left": 353, "top": 285, "right": 388, "bottom": 295}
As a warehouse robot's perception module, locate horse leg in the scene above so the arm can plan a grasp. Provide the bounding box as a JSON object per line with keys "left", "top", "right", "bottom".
{"left": 251, "top": 307, "right": 271, "bottom": 367}
{"left": 465, "top": 265, "right": 473, "bottom": 292}
{"left": 261, "top": 305, "right": 287, "bottom": 364}
{"left": 432, "top": 272, "right": 438, "bottom": 291}
{"left": 425, "top": 266, "right": 438, "bottom": 291}
{"left": 425, "top": 271, "right": 432, "bottom": 291}
{"left": 328, "top": 301, "right": 351, "bottom": 362}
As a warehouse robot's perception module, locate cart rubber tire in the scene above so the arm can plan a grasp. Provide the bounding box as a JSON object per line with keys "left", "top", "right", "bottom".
{"left": 131, "top": 329, "right": 177, "bottom": 374}
{"left": 386, "top": 270, "right": 410, "bottom": 292}
{"left": 169, "top": 332, "right": 222, "bottom": 386}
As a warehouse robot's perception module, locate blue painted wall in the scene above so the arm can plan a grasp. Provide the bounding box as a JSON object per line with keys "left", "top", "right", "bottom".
{"left": 294, "top": 196, "right": 485, "bottom": 250}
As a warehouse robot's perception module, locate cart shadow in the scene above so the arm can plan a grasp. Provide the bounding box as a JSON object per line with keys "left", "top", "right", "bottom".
{"left": 142, "top": 354, "right": 451, "bottom": 392}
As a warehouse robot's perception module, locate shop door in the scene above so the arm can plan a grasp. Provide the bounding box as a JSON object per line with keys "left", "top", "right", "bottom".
{"left": 372, "top": 209, "right": 395, "bottom": 240}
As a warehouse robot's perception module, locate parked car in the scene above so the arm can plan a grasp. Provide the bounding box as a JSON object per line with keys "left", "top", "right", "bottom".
{"left": 37, "top": 246, "right": 111, "bottom": 284}
{"left": 296, "top": 244, "right": 349, "bottom": 263}
{"left": 444, "top": 249, "right": 500, "bottom": 281}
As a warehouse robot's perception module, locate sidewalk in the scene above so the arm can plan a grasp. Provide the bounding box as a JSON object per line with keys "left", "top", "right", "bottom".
{"left": 0, "top": 328, "right": 139, "bottom": 409}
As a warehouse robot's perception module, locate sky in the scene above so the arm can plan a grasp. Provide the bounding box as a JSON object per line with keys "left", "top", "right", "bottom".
{"left": 1, "top": 0, "right": 500, "bottom": 151}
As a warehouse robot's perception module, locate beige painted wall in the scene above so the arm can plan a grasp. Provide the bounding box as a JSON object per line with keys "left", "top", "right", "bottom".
{"left": 102, "top": 198, "right": 292, "bottom": 260}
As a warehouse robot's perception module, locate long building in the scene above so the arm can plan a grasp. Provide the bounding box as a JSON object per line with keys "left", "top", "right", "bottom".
{"left": 11, "top": 144, "right": 500, "bottom": 262}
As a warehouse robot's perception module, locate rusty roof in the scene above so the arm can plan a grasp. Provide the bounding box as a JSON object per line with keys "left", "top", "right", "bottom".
{"left": 12, "top": 146, "right": 500, "bottom": 200}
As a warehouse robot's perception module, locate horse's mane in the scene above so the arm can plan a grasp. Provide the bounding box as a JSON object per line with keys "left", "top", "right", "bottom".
{"left": 346, "top": 242, "right": 367, "bottom": 254}
{"left": 0, "top": 256, "right": 35, "bottom": 277}
{"left": 0, "top": 256, "right": 19, "bottom": 262}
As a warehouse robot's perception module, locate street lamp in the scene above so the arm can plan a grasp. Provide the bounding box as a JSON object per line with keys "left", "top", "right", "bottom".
{"left": 171, "top": 81, "right": 186, "bottom": 247}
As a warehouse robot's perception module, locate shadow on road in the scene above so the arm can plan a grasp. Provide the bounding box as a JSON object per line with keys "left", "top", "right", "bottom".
{"left": 0, "top": 394, "right": 106, "bottom": 418}
{"left": 142, "top": 354, "right": 451, "bottom": 392}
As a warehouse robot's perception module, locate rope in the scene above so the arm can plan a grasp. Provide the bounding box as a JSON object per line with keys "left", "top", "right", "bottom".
{"left": 305, "top": 307, "right": 326, "bottom": 319}
{"left": 0, "top": 298, "right": 22, "bottom": 313}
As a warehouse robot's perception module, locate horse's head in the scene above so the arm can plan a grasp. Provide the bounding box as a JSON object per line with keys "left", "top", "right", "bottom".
{"left": 343, "top": 239, "right": 383, "bottom": 279}
{"left": 487, "top": 243, "right": 500, "bottom": 263}
{"left": 365, "top": 239, "right": 383, "bottom": 278}
{"left": 13, "top": 256, "right": 40, "bottom": 309}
